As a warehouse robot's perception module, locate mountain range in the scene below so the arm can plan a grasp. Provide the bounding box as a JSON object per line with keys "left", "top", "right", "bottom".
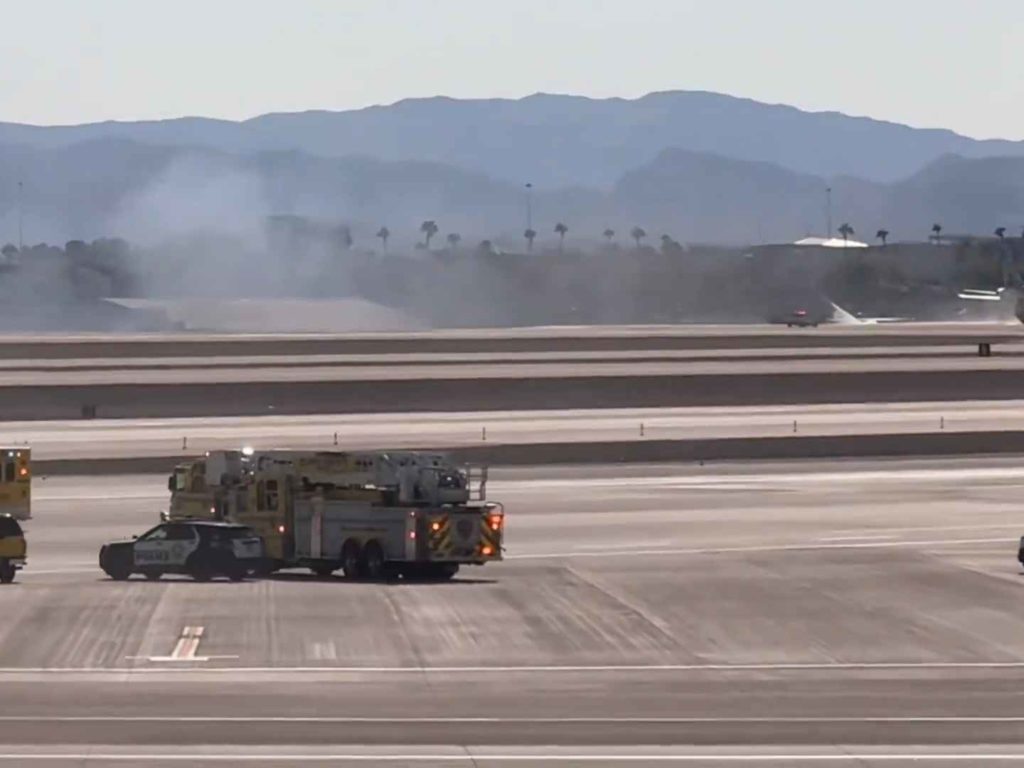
{"left": 1, "top": 90, "right": 1023, "bottom": 247}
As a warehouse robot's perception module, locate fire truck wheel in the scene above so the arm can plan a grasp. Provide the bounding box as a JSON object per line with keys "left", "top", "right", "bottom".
{"left": 361, "top": 540, "right": 386, "bottom": 581}
{"left": 341, "top": 540, "right": 362, "bottom": 580}
{"left": 0, "top": 559, "right": 14, "bottom": 584}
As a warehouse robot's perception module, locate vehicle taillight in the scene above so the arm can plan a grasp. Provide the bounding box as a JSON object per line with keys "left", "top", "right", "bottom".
{"left": 487, "top": 514, "right": 503, "bottom": 532}
{"left": 481, "top": 545, "right": 494, "bottom": 557}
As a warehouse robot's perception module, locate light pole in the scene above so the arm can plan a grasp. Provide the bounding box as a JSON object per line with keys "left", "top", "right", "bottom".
{"left": 825, "top": 186, "right": 833, "bottom": 240}
{"left": 525, "top": 182, "right": 533, "bottom": 232}
{"left": 17, "top": 180, "right": 23, "bottom": 251}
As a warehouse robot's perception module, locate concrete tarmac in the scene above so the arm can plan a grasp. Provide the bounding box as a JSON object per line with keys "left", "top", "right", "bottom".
{"left": 5, "top": 457, "right": 1024, "bottom": 763}
{"left": 0, "top": 321, "right": 1020, "bottom": 360}
{"left": 7, "top": 401, "right": 1024, "bottom": 460}
{"left": 11, "top": 368, "right": 1024, "bottom": 421}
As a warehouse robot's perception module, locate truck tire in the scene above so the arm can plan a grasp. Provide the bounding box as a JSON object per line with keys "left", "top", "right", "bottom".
{"left": 0, "top": 559, "right": 14, "bottom": 584}
{"left": 361, "top": 540, "right": 386, "bottom": 581}
{"left": 341, "top": 540, "right": 362, "bottom": 581}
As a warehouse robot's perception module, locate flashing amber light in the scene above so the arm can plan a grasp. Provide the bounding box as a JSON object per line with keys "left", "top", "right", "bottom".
{"left": 430, "top": 521, "right": 442, "bottom": 532}
{"left": 18, "top": 467, "right": 28, "bottom": 477}
{"left": 277, "top": 525, "right": 286, "bottom": 534}
{"left": 488, "top": 514, "right": 503, "bottom": 531}
{"left": 481, "top": 545, "right": 494, "bottom": 557}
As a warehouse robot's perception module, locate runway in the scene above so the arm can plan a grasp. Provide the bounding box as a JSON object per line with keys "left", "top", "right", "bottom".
{"left": 7, "top": 401, "right": 1024, "bottom": 459}
{"left": 6, "top": 458, "right": 1024, "bottom": 763}
{"left": 0, "top": 321, "right": 1020, "bottom": 360}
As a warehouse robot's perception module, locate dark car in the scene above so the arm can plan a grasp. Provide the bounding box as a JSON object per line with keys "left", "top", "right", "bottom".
{"left": 0, "top": 515, "right": 26, "bottom": 584}
{"left": 99, "top": 521, "right": 265, "bottom": 582}
{"left": 770, "top": 308, "right": 826, "bottom": 327}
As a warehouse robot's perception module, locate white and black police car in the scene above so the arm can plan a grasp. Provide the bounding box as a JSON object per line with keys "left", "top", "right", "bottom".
{"left": 99, "top": 520, "right": 265, "bottom": 581}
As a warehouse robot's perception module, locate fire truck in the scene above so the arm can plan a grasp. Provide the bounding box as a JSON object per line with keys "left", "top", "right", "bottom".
{"left": 165, "top": 449, "right": 504, "bottom": 580}
{"left": 0, "top": 448, "right": 31, "bottom": 521}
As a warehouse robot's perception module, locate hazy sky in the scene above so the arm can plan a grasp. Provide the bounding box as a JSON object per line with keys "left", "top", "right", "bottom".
{"left": 5, "top": 0, "right": 1024, "bottom": 138}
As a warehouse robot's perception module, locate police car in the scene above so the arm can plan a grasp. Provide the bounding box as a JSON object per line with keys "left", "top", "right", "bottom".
{"left": 0, "top": 514, "right": 26, "bottom": 584}
{"left": 99, "top": 521, "right": 265, "bottom": 582}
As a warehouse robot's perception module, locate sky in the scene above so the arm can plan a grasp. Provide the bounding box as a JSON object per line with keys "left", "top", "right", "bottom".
{"left": 4, "top": 0, "right": 1024, "bottom": 139}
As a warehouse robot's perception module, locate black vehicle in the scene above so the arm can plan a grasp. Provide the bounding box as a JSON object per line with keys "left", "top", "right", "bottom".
{"left": 769, "top": 308, "right": 827, "bottom": 327}
{"left": 99, "top": 521, "right": 265, "bottom": 582}
{"left": 0, "top": 515, "right": 26, "bottom": 584}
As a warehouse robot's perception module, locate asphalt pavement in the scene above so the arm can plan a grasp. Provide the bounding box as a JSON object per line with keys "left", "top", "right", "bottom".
{"left": 4, "top": 458, "right": 1024, "bottom": 763}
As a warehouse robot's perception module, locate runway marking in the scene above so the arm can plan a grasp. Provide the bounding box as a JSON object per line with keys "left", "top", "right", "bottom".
{"left": 507, "top": 537, "right": 1015, "bottom": 560}
{"left": 3, "top": 752, "right": 1024, "bottom": 762}
{"left": 818, "top": 534, "right": 896, "bottom": 542}
{"left": 3, "top": 715, "right": 1024, "bottom": 724}
{"left": 6, "top": 660, "right": 1024, "bottom": 674}
{"left": 147, "top": 626, "right": 217, "bottom": 663}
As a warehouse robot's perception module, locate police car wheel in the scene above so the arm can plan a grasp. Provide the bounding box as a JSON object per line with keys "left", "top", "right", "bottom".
{"left": 0, "top": 559, "right": 14, "bottom": 584}
{"left": 106, "top": 559, "right": 132, "bottom": 581}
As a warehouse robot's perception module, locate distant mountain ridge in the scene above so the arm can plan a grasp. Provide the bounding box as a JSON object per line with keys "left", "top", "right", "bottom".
{"left": 2, "top": 137, "right": 1024, "bottom": 248}
{"left": 2, "top": 90, "right": 1023, "bottom": 187}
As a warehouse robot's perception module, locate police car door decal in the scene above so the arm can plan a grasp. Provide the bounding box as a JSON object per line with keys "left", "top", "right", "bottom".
{"left": 133, "top": 526, "right": 171, "bottom": 567}
{"left": 165, "top": 526, "right": 199, "bottom": 566}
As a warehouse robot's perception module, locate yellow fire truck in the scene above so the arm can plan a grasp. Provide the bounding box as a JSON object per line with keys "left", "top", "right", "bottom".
{"left": 165, "top": 449, "right": 504, "bottom": 580}
{"left": 0, "top": 448, "right": 31, "bottom": 521}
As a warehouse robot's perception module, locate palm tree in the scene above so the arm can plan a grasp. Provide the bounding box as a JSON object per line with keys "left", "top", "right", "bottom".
{"left": 875, "top": 229, "right": 889, "bottom": 246}
{"left": 420, "top": 220, "right": 439, "bottom": 248}
{"left": 376, "top": 226, "right": 390, "bottom": 251}
{"left": 554, "top": 222, "right": 569, "bottom": 251}
{"left": 838, "top": 223, "right": 854, "bottom": 245}
{"left": 630, "top": 226, "right": 646, "bottom": 248}
{"left": 524, "top": 228, "right": 537, "bottom": 252}
{"left": 603, "top": 228, "right": 615, "bottom": 244}
{"left": 446, "top": 232, "right": 461, "bottom": 250}
{"left": 996, "top": 227, "right": 1007, "bottom": 240}
{"left": 931, "top": 223, "right": 942, "bottom": 244}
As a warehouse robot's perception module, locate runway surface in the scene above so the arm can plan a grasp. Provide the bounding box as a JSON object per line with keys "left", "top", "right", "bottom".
{"left": 0, "top": 322, "right": 1020, "bottom": 360}
{"left": 6, "top": 457, "right": 1024, "bottom": 764}
{"left": 7, "top": 401, "right": 1024, "bottom": 460}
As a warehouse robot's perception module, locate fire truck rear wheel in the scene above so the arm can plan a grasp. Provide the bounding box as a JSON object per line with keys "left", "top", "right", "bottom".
{"left": 341, "top": 540, "right": 362, "bottom": 581}
{"left": 361, "top": 540, "right": 386, "bottom": 581}
{"left": 0, "top": 559, "right": 14, "bottom": 584}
